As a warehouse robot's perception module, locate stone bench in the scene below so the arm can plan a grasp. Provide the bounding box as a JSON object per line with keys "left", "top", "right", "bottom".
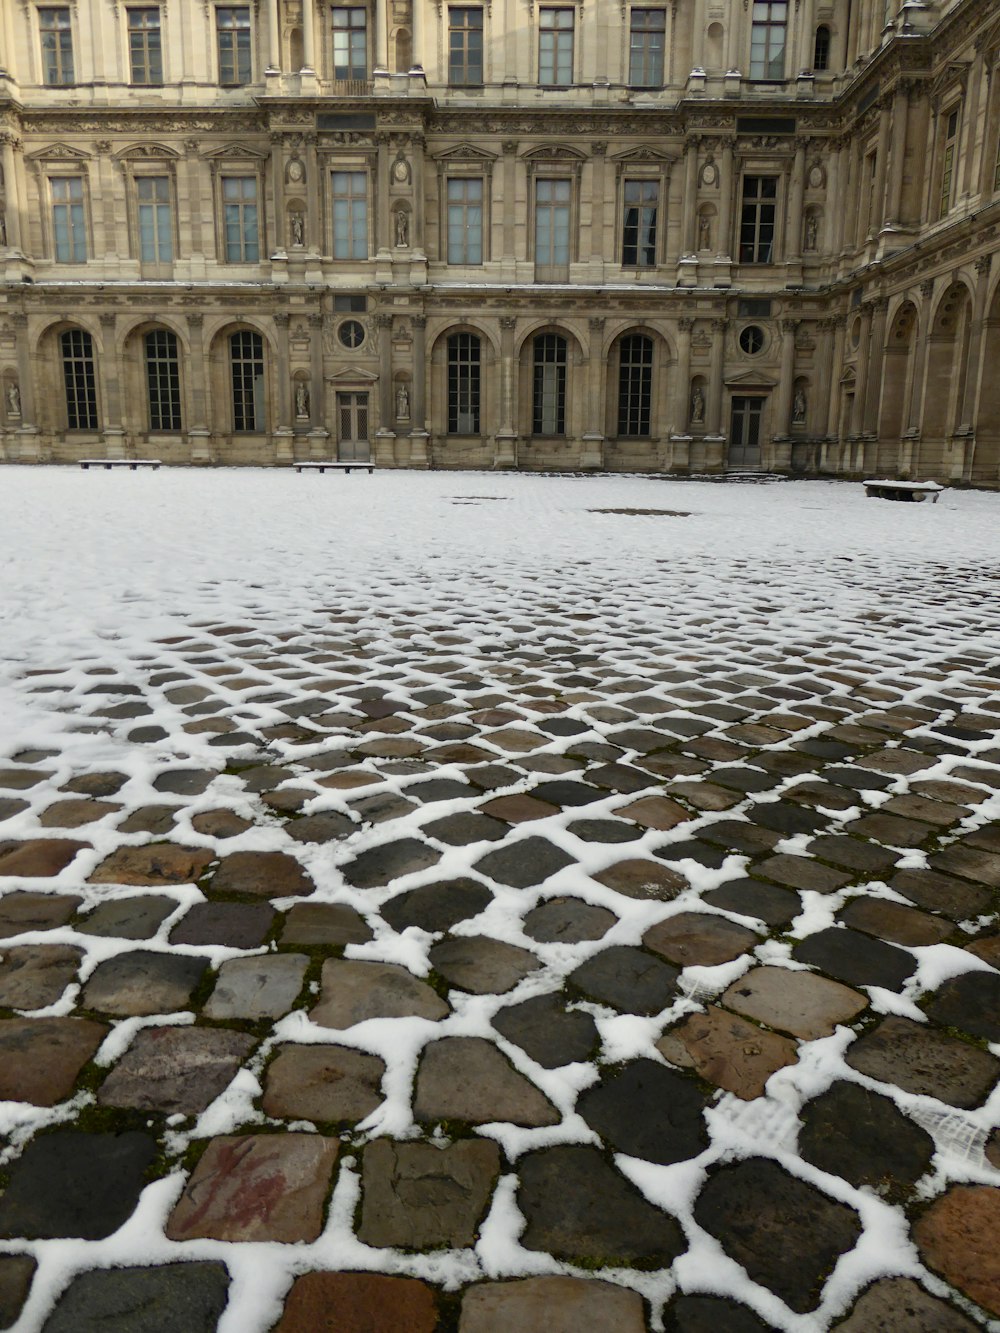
{"left": 294, "top": 461, "right": 375, "bottom": 475}
{"left": 864, "top": 480, "right": 943, "bottom": 504}
{"left": 79, "top": 460, "right": 161, "bottom": 471}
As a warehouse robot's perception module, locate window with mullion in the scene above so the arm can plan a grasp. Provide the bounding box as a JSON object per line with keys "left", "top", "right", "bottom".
{"left": 217, "top": 6, "right": 252, "bottom": 85}
{"left": 628, "top": 9, "right": 664, "bottom": 87}
{"left": 447, "top": 333, "right": 481, "bottom": 433}
{"left": 447, "top": 178, "right": 483, "bottom": 264}
{"left": 127, "top": 8, "right": 163, "bottom": 85}
{"left": 222, "top": 176, "right": 259, "bottom": 262}
{"left": 332, "top": 7, "right": 367, "bottom": 79}
{"left": 622, "top": 179, "right": 658, "bottom": 267}
{"left": 939, "top": 108, "right": 959, "bottom": 218}
{"left": 61, "top": 328, "right": 98, "bottom": 430}
{"left": 617, "top": 334, "right": 653, "bottom": 436}
{"left": 448, "top": 8, "right": 483, "bottom": 85}
{"left": 532, "top": 333, "right": 567, "bottom": 435}
{"left": 51, "top": 177, "right": 86, "bottom": 262}
{"left": 145, "top": 329, "right": 182, "bottom": 430}
{"left": 137, "top": 176, "right": 172, "bottom": 263}
{"left": 331, "top": 170, "right": 368, "bottom": 259}
{"left": 39, "top": 8, "right": 75, "bottom": 85}
{"left": 539, "top": 8, "right": 573, "bottom": 86}
{"left": 230, "top": 330, "right": 264, "bottom": 431}
{"left": 535, "top": 177, "right": 571, "bottom": 276}
{"left": 749, "top": 0, "right": 786, "bottom": 80}
{"left": 739, "top": 175, "right": 777, "bottom": 263}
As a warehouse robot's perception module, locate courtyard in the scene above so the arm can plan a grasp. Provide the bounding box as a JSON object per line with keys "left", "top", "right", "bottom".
{"left": 0, "top": 467, "right": 997, "bottom": 1330}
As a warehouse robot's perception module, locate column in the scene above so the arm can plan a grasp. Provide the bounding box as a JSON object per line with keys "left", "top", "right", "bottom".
{"left": 851, "top": 303, "right": 873, "bottom": 435}
{"left": 12, "top": 315, "right": 34, "bottom": 428}
{"left": 495, "top": 315, "right": 517, "bottom": 466}
{"left": 960, "top": 54, "right": 986, "bottom": 199}
{"left": 308, "top": 312, "right": 329, "bottom": 454}
{"left": 717, "top": 138, "right": 735, "bottom": 258}
{"left": 301, "top": 0, "right": 316, "bottom": 70}
{"left": 883, "top": 85, "right": 908, "bottom": 226}
{"left": 775, "top": 319, "right": 798, "bottom": 435}
{"left": 374, "top": 312, "right": 396, "bottom": 465}
{"left": 304, "top": 134, "right": 319, "bottom": 256}
{"left": 500, "top": 141, "right": 517, "bottom": 279}
{"left": 267, "top": 0, "right": 281, "bottom": 68}
{"left": 691, "top": 0, "right": 706, "bottom": 68}
{"left": 409, "top": 315, "right": 429, "bottom": 466}
{"left": 375, "top": 133, "right": 391, "bottom": 254}
{"left": 99, "top": 313, "right": 125, "bottom": 457}
{"left": 825, "top": 316, "right": 846, "bottom": 438}
{"left": 1, "top": 135, "right": 23, "bottom": 253}
{"left": 185, "top": 315, "right": 211, "bottom": 462}
{"left": 828, "top": 138, "right": 846, "bottom": 257}
{"left": 411, "top": 133, "right": 426, "bottom": 257}
{"left": 581, "top": 316, "right": 604, "bottom": 468}
{"left": 798, "top": 0, "right": 817, "bottom": 71}
{"left": 906, "top": 282, "right": 934, "bottom": 434}
{"left": 270, "top": 134, "right": 286, "bottom": 251}
{"left": 683, "top": 137, "right": 699, "bottom": 253}
{"left": 960, "top": 256, "right": 992, "bottom": 431}
{"left": 675, "top": 318, "right": 694, "bottom": 434}
{"left": 273, "top": 312, "right": 293, "bottom": 462}
{"left": 706, "top": 318, "right": 727, "bottom": 435}
{"left": 184, "top": 143, "right": 205, "bottom": 266}
{"left": 814, "top": 318, "right": 835, "bottom": 446}
{"left": 786, "top": 139, "right": 807, "bottom": 260}
{"left": 587, "top": 142, "right": 607, "bottom": 273}
{"left": 375, "top": 0, "right": 390, "bottom": 70}
{"left": 863, "top": 298, "right": 888, "bottom": 434}
{"left": 871, "top": 101, "right": 891, "bottom": 236}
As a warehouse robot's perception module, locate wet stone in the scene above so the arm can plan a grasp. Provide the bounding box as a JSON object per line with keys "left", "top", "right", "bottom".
{"left": 656, "top": 1005, "right": 798, "bottom": 1100}
{"left": 211, "top": 850, "right": 314, "bottom": 899}
{"left": 889, "top": 868, "right": 993, "bottom": 920}
{"left": 464, "top": 764, "right": 522, "bottom": 791}
{"left": 522, "top": 896, "right": 616, "bottom": 943}
{"left": 844, "top": 812, "right": 935, "bottom": 848}
{"left": 0, "top": 945, "right": 82, "bottom": 1009}
{"left": 643, "top": 911, "right": 760, "bottom": 968}
{"left": 0, "top": 1254, "right": 35, "bottom": 1331}
{"left": 915, "top": 1186, "right": 1000, "bottom": 1318}
{"left": 460, "top": 1277, "right": 646, "bottom": 1333}
{"left": 578, "top": 1059, "right": 708, "bottom": 1165}
{"left": 656, "top": 839, "right": 730, "bottom": 869}
{"left": 341, "top": 838, "right": 441, "bottom": 889}
{"left": 703, "top": 878, "right": 800, "bottom": 928}
{"left": 923, "top": 970, "right": 1000, "bottom": 1043}
{"left": 0, "top": 798, "right": 28, "bottom": 823}
{"left": 41, "top": 1262, "right": 231, "bottom": 1333}
{"left": 799, "top": 1081, "right": 934, "bottom": 1196}
{"left": 98, "top": 1025, "right": 255, "bottom": 1115}
{"left": 205, "top": 954, "right": 308, "bottom": 1020}
{"left": 593, "top": 858, "right": 687, "bottom": 901}
{"left": 349, "top": 792, "right": 419, "bottom": 825}
{"left": 845, "top": 1015, "right": 999, "bottom": 1108}
{"left": 694, "top": 1158, "right": 862, "bottom": 1314}
{"left": 422, "top": 812, "right": 509, "bottom": 846}
{"left": 406, "top": 778, "right": 474, "bottom": 802}
{"left": 806, "top": 835, "right": 898, "bottom": 876}
{"left": 529, "top": 780, "right": 601, "bottom": 808}
{"left": 414, "top": 1036, "right": 559, "bottom": 1126}
{"left": 89, "top": 844, "right": 213, "bottom": 887}
{"left": 966, "top": 934, "right": 1000, "bottom": 968}
{"left": 262, "top": 788, "right": 315, "bottom": 814}
{"left": 709, "top": 767, "right": 775, "bottom": 795}
{"left": 721, "top": 966, "right": 867, "bottom": 1040}
{"left": 749, "top": 801, "right": 827, "bottom": 837}
{"left": 478, "top": 793, "right": 558, "bottom": 824}
{"left": 429, "top": 936, "right": 540, "bottom": 994}
{"left": 615, "top": 795, "right": 689, "bottom": 830}
{"left": 38, "top": 799, "right": 120, "bottom": 829}
{"left": 568, "top": 945, "right": 678, "bottom": 1015}
{"left": 262, "top": 1044, "right": 386, "bottom": 1123}
{"left": 0, "top": 1130, "right": 157, "bottom": 1240}
{"left": 0, "top": 839, "right": 90, "bottom": 878}
{"left": 837, "top": 896, "right": 951, "bottom": 947}
{"left": 117, "top": 805, "right": 178, "bottom": 836}
{"left": 667, "top": 1295, "right": 772, "bottom": 1332}
{"left": 280, "top": 901, "right": 373, "bottom": 946}
{"left": 153, "top": 769, "right": 216, "bottom": 796}
{"left": 166, "top": 1134, "right": 339, "bottom": 1243}
{"left": 668, "top": 781, "right": 744, "bottom": 812}
{"left": 0, "top": 770, "right": 51, "bottom": 791}
{"left": 474, "top": 837, "right": 575, "bottom": 889}
{"left": 359, "top": 1138, "right": 499, "bottom": 1249}
{"left": 170, "top": 901, "right": 275, "bottom": 948}
{"left": 0, "top": 892, "right": 81, "bottom": 938}
{"left": 698, "top": 821, "right": 782, "bottom": 854}
{"left": 273, "top": 1273, "right": 438, "bottom": 1333}
{"left": 835, "top": 1277, "right": 978, "bottom": 1332}
{"left": 931, "top": 843, "right": 1000, "bottom": 888}
{"left": 491, "top": 992, "right": 599, "bottom": 1068}
{"left": 0, "top": 1017, "right": 108, "bottom": 1106}
{"left": 755, "top": 855, "right": 852, "bottom": 895}
{"left": 310, "top": 959, "right": 449, "bottom": 1027}
{"left": 82, "top": 950, "right": 208, "bottom": 1016}
{"left": 517, "top": 1144, "right": 684, "bottom": 1267}
{"left": 586, "top": 762, "right": 657, "bottom": 793}
{"left": 793, "top": 926, "right": 916, "bottom": 990}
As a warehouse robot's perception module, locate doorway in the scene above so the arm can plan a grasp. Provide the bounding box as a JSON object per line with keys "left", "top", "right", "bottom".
{"left": 729, "top": 396, "right": 764, "bottom": 469}
{"left": 337, "top": 392, "right": 370, "bottom": 462}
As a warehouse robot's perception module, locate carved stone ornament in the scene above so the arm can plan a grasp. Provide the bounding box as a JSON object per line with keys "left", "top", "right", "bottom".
{"left": 807, "top": 158, "right": 826, "bottom": 189}
{"left": 285, "top": 155, "right": 305, "bottom": 185}
{"left": 392, "top": 152, "right": 411, "bottom": 184}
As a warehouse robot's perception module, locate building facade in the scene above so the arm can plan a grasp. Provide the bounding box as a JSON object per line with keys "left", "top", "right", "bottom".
{"left": 1, "top": 0, "right": 998, "bottom": 481}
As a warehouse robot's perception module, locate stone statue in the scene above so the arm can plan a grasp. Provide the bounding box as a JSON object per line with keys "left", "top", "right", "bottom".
{"left": 793, "top": 387, "right": 807, "bottom": 423}
{"left": 395, "top": 210, "right": 409, "bottom": 247}
{"left": 698, "top": 213, "right": 711, "bottom": 250}
{"left": 290, "top": 211, "right": 305, "bottom": 246}
{"left": 690, "top": 385, "right": 705, "bottom": 425}
{"left": 6, "top": 381, "right": 20, "bottom": 417}
{"left": 804, "top": 212, "right": 818, "bottom": 251}
{"left": 295, "top": 381, "right": 309, "bottom": 418}
{"left": 396, "top": 383, "right": 410, "bottom": 419}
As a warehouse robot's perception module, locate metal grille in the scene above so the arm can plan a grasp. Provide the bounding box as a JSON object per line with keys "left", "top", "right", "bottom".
{"left": 617, "top": 334, "right": 653, "bottom": 437}
{"left": 532, "top": 333, "right": 567, "bottom": 435}
{"left": 61, "top": 328, "right": 98, "bottom": 430}
{"left": 230, "top": 330, "right": 264, "bottom": 432}
{"left": 145, "top": 329, "right": 181, "bottom": 431}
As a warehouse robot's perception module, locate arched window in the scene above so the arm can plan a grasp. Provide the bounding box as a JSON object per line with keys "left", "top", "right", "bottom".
{"left": 813, "top": 25, "right": 831, "bottom": 71}
{"left": 61, "top": 328, "right": 98, "bottom": 429}
{"left": 145, "top": 329, "right": 181, "bottom": 430}
{"left": 532, "top": 333, "right": 567, "bottom": 435}
{"left": 230, "top": 330, "right": 264, "bottom": 432}
{"left": 447, "top": 332, "right": 481, "bottom": 434}
{"left": 617, "top": 335, "right": 653, "bottom": 437}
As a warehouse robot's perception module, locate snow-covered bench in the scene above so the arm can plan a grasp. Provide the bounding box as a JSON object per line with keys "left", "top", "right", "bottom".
{"left": 79, "top": 459, "right": 161, "bottom": 471}
{"left": 863, "top": 480, "right": 943, "bottom": 504}
{"left": 294, "top": 461, "right": 375, "bottom": 475}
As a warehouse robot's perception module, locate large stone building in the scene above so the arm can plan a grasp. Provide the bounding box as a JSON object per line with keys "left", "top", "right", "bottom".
{"left": 0, "top": 0, "right": 998, "bottom": 480}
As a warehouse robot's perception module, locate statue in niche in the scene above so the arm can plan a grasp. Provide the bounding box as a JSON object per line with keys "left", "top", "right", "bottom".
{"left": 395, "top": 210, "right": 409, "bottom": 247}
{"left": 295, "top": 381, "right": 310, "bottom": 418}
{"left": 700, "top": 155, "right": 718, "bottom": 187}
{"left": 698, "top": 213, "right": 711, "bottom": 250}
{"left": 690, "top": 385, "right": 705, "bottom": 424}
{"left": 804, "top": 212, "right": 818, "bottom": 251}
{"left": 793, "top": 387, "right": 807, "bottom": 424}
{"left": 290, "top": 211, "right": 305, "bottom": 246}
{"left": 396, "top": 383, "right": 410, "bottom": 419}
{"left": 7, "top": 381, "right": 20, "bottom": 417}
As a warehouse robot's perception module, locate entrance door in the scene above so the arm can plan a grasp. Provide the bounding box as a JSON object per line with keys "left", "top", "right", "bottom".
{"left": 729, "top": 396, "right": 764, "bottom": 469}
{"left": 337, "top": 392, "right": 370, "bottom": 461}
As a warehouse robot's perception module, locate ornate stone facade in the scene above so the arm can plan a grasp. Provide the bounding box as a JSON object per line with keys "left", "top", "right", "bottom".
{"left": 1, "top": 0, "right": 998, "bottom": 481}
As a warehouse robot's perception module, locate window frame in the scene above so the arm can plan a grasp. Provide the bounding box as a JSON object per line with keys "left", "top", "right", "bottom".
{"left": 531, "top": 332, "right": 568, "bottom": 436}
{"left": 538, "top": 7, "right": 574, "bottom": 87}
{"left": 813, "top": 24, "right": 831, "bottom": 71}
{"left": 38, "top": 6, "right": 75, "bottom": 86}
{"left": 330, "top": 168, "right": 370, "bottom": 260}
{"left": 144, "top": 328, "right": 183, "bottom": 432}
{"left": 135, "top": 173, "right": 174, "bottom": 267}
{"left": 616, "top": 333, "right": 654, "bottom": 437}
{"left": 49, "top": 174, "right": 88, "bottom": 263}
{"left": 216, "top": 5, "right": 252, "bottom": 86}
{"left": 60, "top": 327, "right": 99, "bottom": 431}
{"left": 620, "top": 177, "right": 659, "bottom": 268}
{"left": 219, "top": 173, "right": 261, "bottom": 263}
{"left": 738, "top": 174, "right": 779, "bottom": 264}
{"left": 332, "top": 6, "right": 368, "bottom": 81}
{"left": 749, "top": 1, "right": 787, "bottom": 81}
{"left": 126, "top": 7, "right": 164, "bottom": 86}
{"left": 446, "top": 176, "right": 485, "bottom": 265}
{"left": 533, "top": 175, "right": 573, "bottom": 280}
{"left": 447, "top": 331, "right": 482, "bottom": 434}
{"left": 448, "top": 7, "right": 484, "bottom": 86}
{"left": 938, "top": 105, "right": 960, "bottom": 219}
{"left": 628, "top": 8, "right": 665, "bottom": 89}
{"left": 229, "top": 328, "right": 266, "bottom": 432}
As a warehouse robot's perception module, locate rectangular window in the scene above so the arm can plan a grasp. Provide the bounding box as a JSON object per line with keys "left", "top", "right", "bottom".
{"left": 617, "top": 335, "right": 653, "bottom": 436}
{"left": 447, "top": 178, "right": 483, "bottom": 264}
{"left": 62, "top": 329, "right": 99, "bottom": 429}
{"left": 217, "top": 6, "right": 252, "bottom": 85}
{"left": 448, "top": 333, "right": 481, "bottom": 433}
{"left": 127, "top": 8, "right": 163, "bottom": 84}
{"left": 145, "top": 330, "right": 182, "bottom": 431}
{"left": 137, "top": 176, "right": 172, "bottom": 263}
{"left": 334, "top": 294, "right": 367, "bottom": 311}
{"left": 331, "top": 170, "right": 368, "bottom": 259}
{"left": 621, "top": 179, "right": 657, "bottom": 267}
{"left": 539, "top": 8, "right": 573, "bottom": 86}
{"left": 449, "top": 8, "right": 483, "bottom": 85}
{"left": 739, "top": 175, "right": 777, "bottom": 263}
{"left": 750, "top": 1, "right": 786, "bottom": 80}
{"left": 222, "top": 176, "right": 259, "bottom": 262}
{"left": 628, "top": 9, "right": 665, "bottom": 87}
{"left": 332, "top": 7, "right": 367, "bottom": 79}
{"left": 231, "top": 330, "right": 264, "bottom": 431}
{"left": 535, "top": 177, "right": 571, "bottom": 277}
{"left": 51, "top": 177, "right": 86, "bottom": 262}
{"left": 532, "top": 334, "right": 567, "bottom": 434}
{"left": 39, "top": 7, "right": 74, "bottom": 85}
{"left": 939, "top": 108, "right": 959, "bottom": 218}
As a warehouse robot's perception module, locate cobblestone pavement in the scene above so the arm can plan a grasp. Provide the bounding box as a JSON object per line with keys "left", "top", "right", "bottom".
{"left": 0, "top": 471, "right": 998, "bottom": 1331}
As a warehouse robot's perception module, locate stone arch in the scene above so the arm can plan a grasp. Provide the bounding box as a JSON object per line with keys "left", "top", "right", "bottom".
{"left": 208, "top": 321, "right": 277, "bottom": 436}
{"left": 604, "top": 326, "right": 674, "bottom": 440}
{"left": 518, "top": 325, "right": 581, "bottom": 439}
{"left": 394, "top": 27, "right": 412, "bottom": 72}
{"left": 429, "top": 322, "right": 498, "bottom": 440}
{"left": 33, "top": 320, "right": 103, "bottom": 434}
{"left": 922, "top": 281, "right": 972, "bottom": 448}
{"left": 876, "top": 300, "right": 917, "bottom": 472}
{"left": 973, "top": 281, "right": 1000, "bottom": 484}
{"left": 119, "top": 319, "right": 189, "bottom": 438}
